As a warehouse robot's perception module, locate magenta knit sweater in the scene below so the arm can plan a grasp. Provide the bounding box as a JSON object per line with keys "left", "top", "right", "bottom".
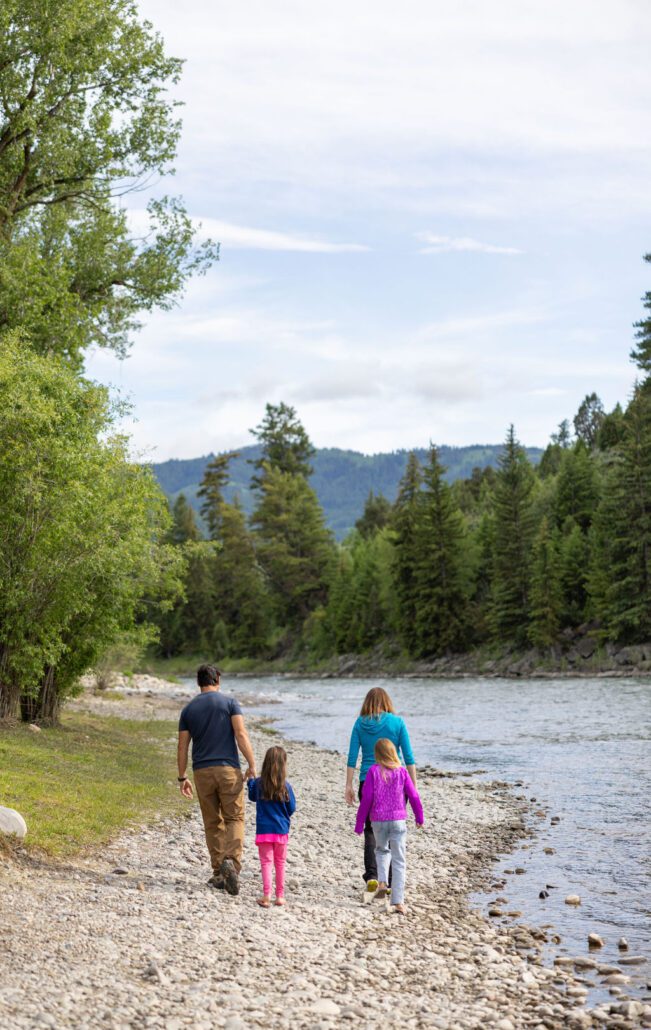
{"left": 355, "top": 764, "right": 424, "bottom": 832}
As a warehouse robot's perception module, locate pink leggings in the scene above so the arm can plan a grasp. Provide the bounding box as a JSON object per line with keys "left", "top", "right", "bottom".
{"left": 257, "top": 841, "right": 287, "bottom": 898}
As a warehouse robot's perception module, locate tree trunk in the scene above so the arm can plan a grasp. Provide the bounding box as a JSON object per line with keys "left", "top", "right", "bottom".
{"left": 20, "top": 665, "right": 60, "bottom": 725}
{"left": 0, "top": 645, "right": 20, "bottom": 722}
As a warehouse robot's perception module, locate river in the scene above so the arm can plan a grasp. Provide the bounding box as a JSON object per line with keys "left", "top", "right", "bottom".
{"left": 179, "top": 673, "right": 650, "bottom": 997}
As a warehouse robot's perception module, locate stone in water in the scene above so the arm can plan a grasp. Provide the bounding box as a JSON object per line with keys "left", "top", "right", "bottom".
{"left": 565, "top": 894, "right": 581, "bottom": 905}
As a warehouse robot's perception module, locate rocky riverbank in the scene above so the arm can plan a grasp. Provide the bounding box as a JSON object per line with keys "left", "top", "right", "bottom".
{"left": 1, "top": 693, "right": 648, "bottom": 1029}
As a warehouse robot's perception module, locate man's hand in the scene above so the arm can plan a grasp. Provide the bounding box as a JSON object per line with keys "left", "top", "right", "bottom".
{"left": 345, "top": 785, "right": 356, "bottom": 806}
{"left": 180, "top": 778, "right": 193, "bottom": 799}
{"left": 244, "top": 766, "right": 256, "bottom": 781}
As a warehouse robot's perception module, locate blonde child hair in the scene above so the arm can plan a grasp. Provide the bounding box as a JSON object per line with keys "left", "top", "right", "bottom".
{"left": 374, "top": 738, "right": 401, "bottom": 779}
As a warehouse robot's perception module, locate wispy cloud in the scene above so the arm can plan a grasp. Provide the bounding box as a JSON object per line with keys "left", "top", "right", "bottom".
{"left": 197, "top": 218, "right": 370, "bottom": 253}
{"left": 416, "top": 232, "right": 523, "bottom": 255}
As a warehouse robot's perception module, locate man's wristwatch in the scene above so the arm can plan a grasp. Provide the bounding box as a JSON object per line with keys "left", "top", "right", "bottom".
{"left": 177, "top": 775, "right": 189, "bottom": 782}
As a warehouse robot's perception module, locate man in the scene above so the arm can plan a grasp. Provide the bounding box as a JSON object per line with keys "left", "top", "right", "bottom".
{"left": 177, "top": 664, "right": 256, "bottom": 895}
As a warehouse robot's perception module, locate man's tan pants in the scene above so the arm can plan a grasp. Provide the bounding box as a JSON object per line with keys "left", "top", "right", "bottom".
{"left": 193, "top": 765, "right": 245, "bottom": 874}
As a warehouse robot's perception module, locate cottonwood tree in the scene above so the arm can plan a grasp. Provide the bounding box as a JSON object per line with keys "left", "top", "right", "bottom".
{"left": 0, "top": 333, "right": 181, "bottom": 723}
{"left": 0, "top": 0, "right": 216, "bottom": 367}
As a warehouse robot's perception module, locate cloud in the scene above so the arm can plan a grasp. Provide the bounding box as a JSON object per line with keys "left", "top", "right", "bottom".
{"left": 416, "top": 232, "right": 523, "bottom": 256}
{"left": 196, "top": 218, "right": 369, "bottom": 253}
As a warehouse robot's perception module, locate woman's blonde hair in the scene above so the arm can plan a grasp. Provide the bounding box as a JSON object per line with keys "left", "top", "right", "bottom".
{"left": 260, "top": 746, "right": 289, "bottom": 802}
{"left": 374, "top": 738, "right": 401, "bottom": 770}
{"left": 360, "top": 687, "right": 395, "bottom": 718}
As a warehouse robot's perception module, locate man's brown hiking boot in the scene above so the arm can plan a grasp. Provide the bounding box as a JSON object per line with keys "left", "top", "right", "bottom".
{"left": 219, "top": 858, "right": 239, "bottom": 896}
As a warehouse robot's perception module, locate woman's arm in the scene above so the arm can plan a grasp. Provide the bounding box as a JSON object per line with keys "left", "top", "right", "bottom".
{"left": 345, "top": 722, "right": 361, "bottom": 804}
{"left": 398, "top": 719, "right": 417, "bottom": 784}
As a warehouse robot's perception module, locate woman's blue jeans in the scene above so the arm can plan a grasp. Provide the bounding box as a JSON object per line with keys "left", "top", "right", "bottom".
{"left": 372, "top": 819, "right": 407, "bottom": 904}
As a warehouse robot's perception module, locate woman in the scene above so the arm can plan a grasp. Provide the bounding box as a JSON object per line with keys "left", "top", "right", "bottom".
{"left": 345, "top": 686, "right": 416, "bottom": 883}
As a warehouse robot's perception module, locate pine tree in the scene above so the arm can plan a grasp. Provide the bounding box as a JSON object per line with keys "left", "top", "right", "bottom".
{"left": 490, "top": 426, "right": 535, "bottom": 643}
{"left": 392, "top": 452, "right": 423, "bottom": 654}
{"left": 553, "top": 441, "right": 599, "bottom": 532}
{"left": 169, "top": 494, "right": 201, "bottom": 545}
{"left": 197, "top": 452, "right": 238, "bottom": 539}
{"left": 355, "top": 491, "right": 392, "bottom": 537}
{"left": 213, "top": 501, "right": 271, "bottom": 656}
{"left": 250, "top": 402, "right": 315, "bottom": 487}
{"left": 589, "top": 386, "right": 651, "bottom": 642}
{"left": 631, "top": 252, "right": 651, "bottom": 375}
{"left": 413, "top": 446, "right": 468, "bottom": 656}
{"left": 251, "top": 465, "right": 335, "bottom": 632}
{"left": 559, "top": 517, "right": 589, "bottom": 626}
{"left": 529, "top": 518, "right": 563, "bottom": 648}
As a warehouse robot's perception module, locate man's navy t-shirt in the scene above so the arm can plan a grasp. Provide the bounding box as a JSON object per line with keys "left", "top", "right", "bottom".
{"left": 178, "top": 691, "right": 243, "bottom": 770}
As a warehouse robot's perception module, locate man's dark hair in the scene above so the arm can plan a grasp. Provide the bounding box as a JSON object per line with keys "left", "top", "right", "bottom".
{"left": 197, "top": 664, "right": 220, "bottom": 687}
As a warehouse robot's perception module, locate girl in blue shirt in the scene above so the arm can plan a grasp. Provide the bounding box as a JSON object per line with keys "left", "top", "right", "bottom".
{"left": 248, "top": 746, "right": 296, "bottom": 907}
{"left": 345, "top": 686, "right": 416, "bottom": 883}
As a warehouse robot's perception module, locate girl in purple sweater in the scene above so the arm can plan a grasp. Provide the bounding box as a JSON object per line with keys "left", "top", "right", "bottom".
{"left": 355, "top": 738, "right": 424, "bottom": 914}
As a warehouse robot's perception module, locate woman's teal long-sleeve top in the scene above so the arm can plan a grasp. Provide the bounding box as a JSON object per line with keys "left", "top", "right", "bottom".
{"left": 347, "top": 712, "right": 415, "bottom": 782}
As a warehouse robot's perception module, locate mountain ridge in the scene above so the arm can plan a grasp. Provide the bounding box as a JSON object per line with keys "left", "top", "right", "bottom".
{"left": 151, "top": 442, "right": 544, "bottom": 539}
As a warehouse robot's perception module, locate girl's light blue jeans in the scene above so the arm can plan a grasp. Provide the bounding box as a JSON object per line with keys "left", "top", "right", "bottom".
{"left": 372, "top": 819, "right": 407, "bottom": 904}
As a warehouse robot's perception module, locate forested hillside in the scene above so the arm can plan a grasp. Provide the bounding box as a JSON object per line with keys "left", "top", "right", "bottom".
{"left": 153, "top": 443, "right": 544, "bottom": 539}
{"left": 152, "top": 327, "right": 651, "bottom": 667}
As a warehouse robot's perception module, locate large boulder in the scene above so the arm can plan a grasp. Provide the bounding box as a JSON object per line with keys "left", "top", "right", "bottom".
{"left": 0, "top": 806, "right": 27, "bottom": 840}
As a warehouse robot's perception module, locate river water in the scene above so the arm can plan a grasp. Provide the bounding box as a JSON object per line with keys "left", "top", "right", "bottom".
{"left": 180, "top": 673, "right": 650, "bottom": 995}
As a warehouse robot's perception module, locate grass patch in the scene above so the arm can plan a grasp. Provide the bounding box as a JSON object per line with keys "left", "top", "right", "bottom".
{"left": 0, "top": 712, "right": 185, "bottom": 858}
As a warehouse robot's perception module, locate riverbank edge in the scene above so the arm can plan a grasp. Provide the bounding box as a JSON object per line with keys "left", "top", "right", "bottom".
{"left": 131, "top": 638, "right": 651, "bottom": 683}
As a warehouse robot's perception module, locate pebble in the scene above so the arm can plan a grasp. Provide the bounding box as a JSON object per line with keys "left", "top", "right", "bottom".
{"left": 565, "top": 894, "right": 581, "bottom": 906}
{"left": 588, "top": 932, "right": 605, "bottom": 948}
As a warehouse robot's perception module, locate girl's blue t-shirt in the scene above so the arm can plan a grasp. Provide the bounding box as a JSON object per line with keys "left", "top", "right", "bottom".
{"left": 347, "top": 712, "right": 415, "bottom": 781}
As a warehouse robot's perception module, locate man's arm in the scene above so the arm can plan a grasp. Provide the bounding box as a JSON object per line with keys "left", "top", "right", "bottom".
{"left": 231, "top": 714, "right": 256, "bottom": 780}
{"left": 177, "top": 730, "right": 193, "bottom": 798}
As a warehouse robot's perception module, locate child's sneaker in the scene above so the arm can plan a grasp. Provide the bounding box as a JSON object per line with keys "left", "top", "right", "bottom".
{"left": 363, "top": 879, "right": 378, "bottom": 904}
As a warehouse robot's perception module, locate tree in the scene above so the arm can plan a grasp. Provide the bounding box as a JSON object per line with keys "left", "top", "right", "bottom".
{"left": 392, "top": 452, "right": 423, "bottom": 654}
{"left": 573, "top": 393, "right": 605, "bottom": 448}
{"left": 0, "top": 0, "right": 216, "bottom": 367}
{"left": 589, "top": 386, "right": 651, "bottom": 642}
{"left": 631, "top": 252, "right": 651, "bottom": 376}
{"left": 355, "top": 491, "right": 392, "bottom": 538}
{"left": 251, "top": 464, "right": 334, "bottom": 633}
{"left": 551, "top": 419, "right": 572, "bottom": 448}
{"left": 169, "top": 494, "right": 201, "bottom": 545}
{"left": 490, "top": 426, "right": 535, "bottom": 643}
{"left": 529, "top": 518, "right": 563, "bottom": 649}
{"left": 596, "top": 402, "right": 626, "bottom": 450}
{"left": 413, "top": 446, "right": 468, "bottom": 656}
{"left": 553, "top": 441, "right": 599, "bottom": 532}
{"left": 250, "top": 402, "right": 315, "bottom": 486}
{"left": 0, "top": 332, "right": 181, "bottom": 722}
{"left": 213, "top": 502, "right": 271, "bottom": 657}
{"left": 197, "top": 452, "right": 238, "bottom": 539}
{"left": 559, "top": 518, "right": 589, "bottom": 626}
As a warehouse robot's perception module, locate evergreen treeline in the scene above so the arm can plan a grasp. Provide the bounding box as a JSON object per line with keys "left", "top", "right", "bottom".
{"left": 152, "top": 442, "right": 545, "bottom": 540}
{"left": 155, "top": 285, "right": 651, "bottom": 663}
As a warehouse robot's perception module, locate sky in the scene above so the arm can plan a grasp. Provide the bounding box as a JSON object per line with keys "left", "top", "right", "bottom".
{"left": 86, "top": 0, "right": 651, "bottom": 461}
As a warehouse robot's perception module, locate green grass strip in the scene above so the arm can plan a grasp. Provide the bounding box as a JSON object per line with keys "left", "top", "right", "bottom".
{"left": 0, "top": 712, "right": 185, "bottom": 857}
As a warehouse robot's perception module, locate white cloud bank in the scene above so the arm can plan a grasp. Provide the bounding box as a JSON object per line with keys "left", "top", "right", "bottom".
{"left": 416, "top": 232, "right": 523, "bottom": 256}
{"left": 198, "top": 219, "right": 370, "bottom": 253}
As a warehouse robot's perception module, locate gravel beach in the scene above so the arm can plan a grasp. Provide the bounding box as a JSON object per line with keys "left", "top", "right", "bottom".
{"left": 0, "top": 690, "right": 648, "bottom": 1030}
